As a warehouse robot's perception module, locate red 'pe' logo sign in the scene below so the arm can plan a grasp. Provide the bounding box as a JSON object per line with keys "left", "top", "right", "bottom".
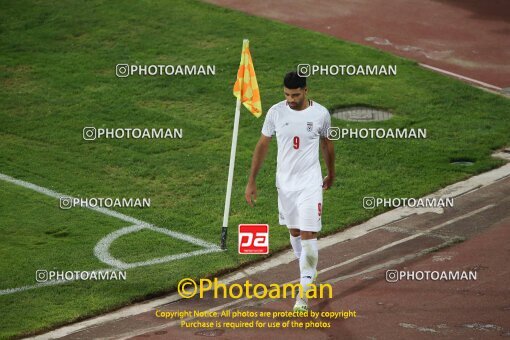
{"left": 238, "top": 224, "right": 269, "bottom": 254}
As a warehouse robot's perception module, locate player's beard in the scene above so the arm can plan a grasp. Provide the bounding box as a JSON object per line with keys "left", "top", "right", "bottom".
{"left": 289, "top": 98, "right": 305, "bottom": 110}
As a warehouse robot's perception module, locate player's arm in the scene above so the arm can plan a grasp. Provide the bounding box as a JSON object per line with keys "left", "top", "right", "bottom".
{"left": 321, "top": 136, "right": 335, "bottom": 190}
{"left": 245, "top": 134, "right": 272, "bottom": 206}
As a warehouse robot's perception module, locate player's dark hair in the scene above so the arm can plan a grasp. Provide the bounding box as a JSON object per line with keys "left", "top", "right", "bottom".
{"left": 284, "top": 71, "right": 306, "bottom": 89}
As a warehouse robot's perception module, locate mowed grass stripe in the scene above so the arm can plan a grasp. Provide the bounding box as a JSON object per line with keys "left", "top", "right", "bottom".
{"left": 0, "top": 0, "right": 509, "bottom": 337}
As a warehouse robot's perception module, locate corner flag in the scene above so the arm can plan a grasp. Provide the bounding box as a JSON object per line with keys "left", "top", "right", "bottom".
{"left": 221, "top": 39, "right": 262, "bottom": 250}
{"left": 233, "top": 39, "right": 262, "bottom": 118}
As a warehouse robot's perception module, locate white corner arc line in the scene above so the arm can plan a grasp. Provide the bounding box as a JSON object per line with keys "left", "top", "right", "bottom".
{"left": 0, "top": 172, "right": 220, "bottom": 250}
{"left": 36, "top": 204, "right": 496, "bottom": 339}
{"left": 0, "top": 172, "right": 222, "bottom": 296}
{"left": 25, "top": 162, "right": 510, "bottom": 339}
{"left": 94, "top": 225, "right": 221, "bottom": 270}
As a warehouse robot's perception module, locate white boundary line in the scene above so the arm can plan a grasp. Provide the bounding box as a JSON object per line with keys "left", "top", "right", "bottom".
{"left": 0, "top": 173, "right": 219, "bottom": 249}
{"left": 0, "top": 172, "right": 222, "bottom": 296}
{"left": 109, "top": 205, "right": 494, "bottom": 340}
{"left": 317, "top": 204, "right": 494, "bottom": 275}
{"left": 26, "top": 163, "right": 510, "bottom": 339}
{"left": 419, "top": 63, "right": 503, "bottom": 92}
{"left": 114, "top": 243, "right": 454, "bottom": 340}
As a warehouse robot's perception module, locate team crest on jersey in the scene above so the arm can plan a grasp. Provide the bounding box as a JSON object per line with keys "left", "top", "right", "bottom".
{"left": 307, "top": 122, "right": 313, "bottom": 132}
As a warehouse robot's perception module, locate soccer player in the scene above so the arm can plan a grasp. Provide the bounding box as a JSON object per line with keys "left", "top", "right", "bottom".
{"left": 245, "top": 71, "right": 335, "bottom": 312}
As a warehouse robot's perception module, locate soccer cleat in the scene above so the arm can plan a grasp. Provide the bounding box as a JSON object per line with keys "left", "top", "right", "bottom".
{"left": 293, "top": 298, "right": 308, "bottom": 313}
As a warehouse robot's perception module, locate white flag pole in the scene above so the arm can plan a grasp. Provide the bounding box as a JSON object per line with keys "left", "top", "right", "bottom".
{"left": 221, "top": 96, "right": 242, "bottom": 249}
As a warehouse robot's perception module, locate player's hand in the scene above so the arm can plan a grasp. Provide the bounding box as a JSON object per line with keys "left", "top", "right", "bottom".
{"left": 322, "top": 175, "right": 334, "bottom": 190}
{"left": 245, "top": 181, "right": 257, "bottom": 206}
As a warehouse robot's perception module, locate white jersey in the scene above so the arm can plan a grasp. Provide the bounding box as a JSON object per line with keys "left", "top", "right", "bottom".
{"left": 262, "top": 100, "right": 331, "bottom": 191}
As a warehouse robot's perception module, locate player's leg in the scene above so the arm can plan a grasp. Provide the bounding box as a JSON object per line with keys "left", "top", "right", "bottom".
{"left": 294, "top": 230, "right": 318, "bottom": 312}
{"left": 299, "top": 230, "right": 318, "bottom": 285}
{"left": 294, "top": 186, "right": 322, "bottom": 312}
{"left": 289, "top": 228, "right": 302, "bottom": 259}
{"left": 278, "top": 188, "right": 302, "bottom": 259}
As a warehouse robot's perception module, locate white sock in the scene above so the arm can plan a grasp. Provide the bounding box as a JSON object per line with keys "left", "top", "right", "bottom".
{"left": 299, "top": 238, "right": 318, "bottom": 301}
{"left": 290, "top": 234, "right": 302, "bottom": 259}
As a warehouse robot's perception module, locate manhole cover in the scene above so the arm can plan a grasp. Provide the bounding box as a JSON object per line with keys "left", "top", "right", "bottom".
{"left": 451, "top": 161, "right": 474, "bottom": 166}
{"left": 332, "top": 106, "right": 392, "bottom": 121}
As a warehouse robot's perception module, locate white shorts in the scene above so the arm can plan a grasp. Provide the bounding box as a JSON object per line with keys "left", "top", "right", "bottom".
{"left": 277, "top": 185, "right": 323, "bottom": 232}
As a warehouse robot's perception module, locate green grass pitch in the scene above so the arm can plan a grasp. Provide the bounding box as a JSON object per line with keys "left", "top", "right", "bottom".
{"left": 1, "top": 0, "right": 509, "bottom": 337}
